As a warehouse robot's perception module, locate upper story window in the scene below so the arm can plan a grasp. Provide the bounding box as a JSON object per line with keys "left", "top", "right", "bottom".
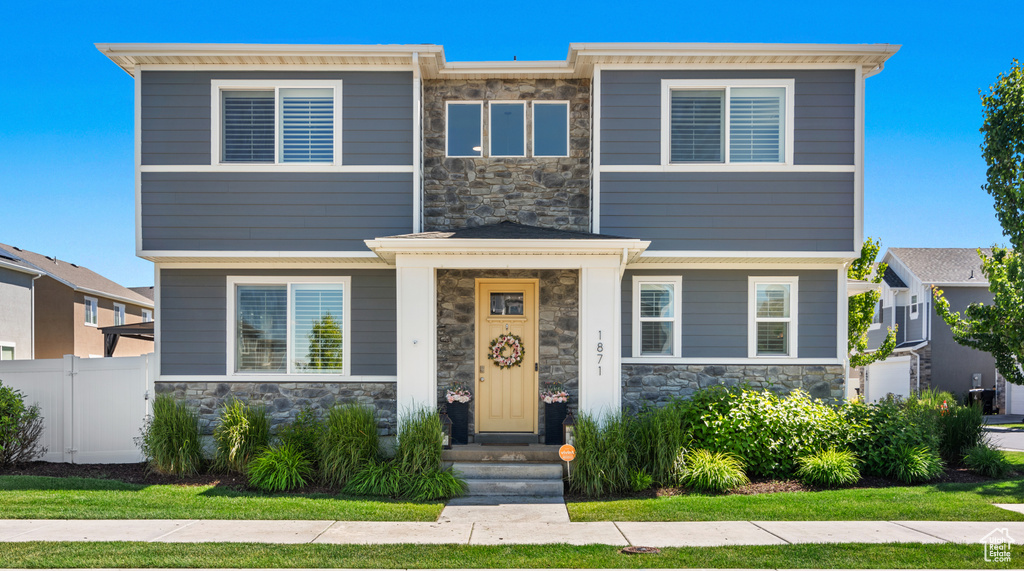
{"left": 0, "top": 344, "right": 14, "bottom": 360}
{"left": 446, "top": 101, "right": 570, "bottom": 158}
{"left": 447, "top": 102, "right": 483, "bottom": 157}
{"left": 910, "top": 294, "right": 919, "bottom": 319}
{"left": 113, "top": 303, "right": 126, "bottom": 326}
{"left": 748, "top": 277, "right": 798, "bottom": 358}
{"left": 662, "top": 79, "right": 794, "bottom": 166}
{"left": 142, "top": 309, "right": 153, "bottom": 323}
{"left": 533, "top": 102, "right": 569, "bottom": 157}
{"left": 84, "top": 296, "right": 98, "bottom": 327}
{"left": 870, "top": 299, "right": 883, "bottom": 330}
{"left": 211, "top": 80, "right": 342, "bottom": 165}
{"left": 632, "top": 276, "right": 683, "bottom": 358}
{"left": 490, "top": 102, "right": 526, "bottom": 157}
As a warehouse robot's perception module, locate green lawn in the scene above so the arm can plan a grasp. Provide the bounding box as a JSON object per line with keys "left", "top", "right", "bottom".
{"left": 569, "top": 477, "right": 1024, "bottom": 522}
{"left": 0, "top": 476, "right": 442, "bottom": 521}
{"left": 991, "top": 423, "right": 1024, "bottom": 429}
{"left": 0, "top": 542, "right": 1014, "bottom": 569}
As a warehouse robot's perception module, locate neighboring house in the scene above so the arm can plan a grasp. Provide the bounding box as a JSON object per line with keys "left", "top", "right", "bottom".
{"left": 0, "top": 248, "right": 44, "bottom": 360}
{"left": 858, "top": 248, "right": 999, "bottom": 404}
{"left": 0, "top": 243, "right": 154, "bottom": 359}
{"left": 98, "top": 41, "right": 898, "bottom": 436}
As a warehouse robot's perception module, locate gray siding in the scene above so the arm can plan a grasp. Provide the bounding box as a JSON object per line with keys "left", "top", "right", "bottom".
{"left": 865, "top": 307, "right": 893, "bottom": 351}
{"left": 160, "top": 268, "right": 396, "bottom": 376}
{"left": 601, "top": 69, "right": 854, "bottom": 166}
{"left": 601, "top": 172, "right": 853, "bottom": 251}
{"left": 141, "top": 172, "right": 413, "bottom": 251}
{"left": 622, "top": 269, "right": 837, "bottom": 359}
{"left": 0, "top": 268, "right": 34, "bottom": 359}
{"left": 930, "top": 287, "right": 997, "bottom": 394}
{"left": 141, "top": 71, "right": 413, "bottom": 166}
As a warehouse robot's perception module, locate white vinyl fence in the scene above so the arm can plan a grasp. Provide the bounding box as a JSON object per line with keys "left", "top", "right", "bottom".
{"left": 0, "top": 354, "right": 154, "bottom": 463}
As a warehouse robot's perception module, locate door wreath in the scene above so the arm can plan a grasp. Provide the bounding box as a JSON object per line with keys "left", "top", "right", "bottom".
{"left": 488, "top": 333, "right": 525, "bottom": 369}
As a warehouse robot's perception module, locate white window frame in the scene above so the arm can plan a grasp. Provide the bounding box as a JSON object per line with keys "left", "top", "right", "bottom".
{"left": 910, "top": 294, "right": 919, "bottom": 319}
{"left": 869, "top": 299, "right": 882, "bottom": 331}
{"left": 532, "top": 100, "right": 571, "bottom": 158}
{"left": 445, "top": 101, "right": 484, "bottom": 158}
{"left": 661, "top": 78, "right": 795, "bottom": 167}
{"left": 142, "top": 309, "right": 153, "bottom": 323}
{"left": 632, "top": 276, "right": 683, "bottom": 359}
{"left": 225, "top": 276, "right": 352, "bottom": 378}
{"left": 210, "top": 80, "right": 343, "bottom": 167}
{"left": 0, "top": 342, "right": 15, "bottom": 360}
{"left": 748, "top": 276, "right": 799, "bottom": 359}
{"left": 488, "top": 101, "right": 527, "bottom": 158}
{"left": 84, "top": 296, "right": 98, "bottom": 327}
{"left": 113, "top": 303, "right": 126, "bottom": 326}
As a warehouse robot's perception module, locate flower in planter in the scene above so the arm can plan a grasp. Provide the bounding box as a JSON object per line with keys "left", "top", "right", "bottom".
{"left": 445, "top": 382, "right": 472, "bottom": 404}
{"left": 540, "top": 381, "right": 569, "bottom": 404}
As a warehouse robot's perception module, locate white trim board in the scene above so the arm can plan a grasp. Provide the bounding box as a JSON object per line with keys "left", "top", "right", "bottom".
{"left": 599, "top": 164, "right": 854, "bottom": 173}
{"left": 158, "top": 375, "right": 397, "bottom": 384}
{"left": 140, "top": 165, "right": 414, "bottom": 173}
{"left": 622, "top": 357, "right": 843, "bottom": 366}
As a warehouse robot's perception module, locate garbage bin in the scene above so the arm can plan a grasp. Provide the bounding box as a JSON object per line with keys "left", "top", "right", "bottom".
{"left": 968, "top": 388, "right": 995, "bottom": 414}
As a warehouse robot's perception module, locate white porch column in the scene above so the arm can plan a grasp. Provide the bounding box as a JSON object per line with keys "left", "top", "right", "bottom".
{"left": 395, "top": 259, "right": 437, "bottom": 420}
{"left": 578, "top": 264, "right": 622, "bottom": 418}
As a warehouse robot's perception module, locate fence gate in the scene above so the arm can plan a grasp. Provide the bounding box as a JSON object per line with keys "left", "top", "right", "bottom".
{"left": 0, "top": 354, "right": 153, "bottom": 463}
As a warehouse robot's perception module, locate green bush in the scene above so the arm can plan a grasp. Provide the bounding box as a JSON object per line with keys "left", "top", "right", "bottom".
{"left": 138, "top": 394, "right": 202, "bottom": 476}
{"left": 395, "top": 407, "right": 442, "bottom": 475}
{"left": 887, "top": 444, "right": 944, "bottom": 483}
{"left": 212, "top": 399, "right": 270, "bottom": 474}
{"left": 319, "top": 403, "right": 379, "bottom": 487}
{"left": 568, "top": 412, "right": 631, "bottom": 496}
{"left": 248, "top": 443, "right": 314, "bottom": 492}
{"left": 679, "top": 387, "right": 850, "bottom": 478}
{"left": 964, "top": 444, "right": 1013, "bottom": 478}
{"left": 401, "top": 469, "right": 467, "bottom": 501}
{"left": 277, "top": 406, "right": 322, "bottom": 468}
{"left": 343, "top": 460, "right": 404, "bottom": 497}
{"left": 842, "top": 396, "right": 941, "bottom": 478}
{"left": 0, "top": 380, "right": 46, "bottom": 466}
{"left": 676, "top": 449, "right": 749, "bottom": 493}
{"left": 629, "top": 468, "right": 654, "bottom": 492}
{"left": 627, "top": 402, "right": 689, "bottom": 486}
{"left": 938, "top": 403, "right": 985, "bottom": 464}
{"left": 795, "top": 448, "right": 860, "bottom": 488}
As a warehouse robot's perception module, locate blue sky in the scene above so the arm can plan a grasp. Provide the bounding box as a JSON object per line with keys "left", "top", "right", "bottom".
{"left": 0, "top": 0, "right": 1021, "bottom": 286}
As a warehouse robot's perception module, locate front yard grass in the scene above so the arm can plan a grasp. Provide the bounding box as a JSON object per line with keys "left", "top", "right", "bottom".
{"left": 0, "top": 476, "right": 442, "bottom": 521}
{"left": 0, "top": 542, "right": 1015, "bottom": 569}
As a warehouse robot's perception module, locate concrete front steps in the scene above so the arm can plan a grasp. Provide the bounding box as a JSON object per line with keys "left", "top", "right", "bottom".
{"left": 444, "top": 445, "right": 565, "bottom": 497}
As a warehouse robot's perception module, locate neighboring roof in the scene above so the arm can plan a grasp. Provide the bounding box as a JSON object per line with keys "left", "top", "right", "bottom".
{"left": 0, "top": 243, "right": 154, "bottom": 308}
{"left": 97, "top": 42, "right": 900, "bottom": 79}
{"left": 380, "top": 221, "right": 630, "bottom": 241}
{"left": 882, "top": 266, "right": 908, "bottom": 289}
{"left": 888, "top": 248, "right": 993, "bottom": 285}
{"left": 0, "top": 246, "right": 44, "bottom": 276}
{"left": 130, "top": 286, "right": 155, "bottom": 301}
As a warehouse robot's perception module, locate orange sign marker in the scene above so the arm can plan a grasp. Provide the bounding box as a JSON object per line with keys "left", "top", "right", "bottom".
{"left": 559, "top": 444, "right": 576, "bottom": 462}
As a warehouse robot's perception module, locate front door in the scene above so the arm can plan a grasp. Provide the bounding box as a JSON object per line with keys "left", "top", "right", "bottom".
{"left": 475, "top": 279, "right": 538, "bottom": 433}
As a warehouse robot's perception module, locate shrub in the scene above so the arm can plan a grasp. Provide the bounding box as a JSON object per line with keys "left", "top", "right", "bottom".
{"left": 888, "top": 444, "right": 944, "bottom": 483}
{"left": 628, "top": 402, "right": 689, "bottom": 486}
{"left": 138, "top": 394, "right": 202, "bottom": 476}
{"left": 343, "top": 460, "right": 404, "bottom": 497}
{"left": 676, "top": 449, "right": 749, "bottom": 493}
{"left": 395, "top": 407, "right": 442, "bottom": 475}
{"left": 937, "top": 403, "right": 985, "bottom": 464}
{"left": 319, "top": 403, "right": 378, "bottom": 487}
{"left": 795, "top": 448, "right": 860, "bottom": 488}
{"left": 568, "top": 412, "right": 631, "bottom": 496}
{"left": 401, "top": 469, "right": 467, "bottom": 501}
{"left": 0, "top": 381, "right": 46, "bottom": 466}
{"left": 212, "top": 399, "right": 270, "bottom": 474}
{"left": 277, "top": 406, "right": 322, "bottom": 468}
{"left": 248, "top": 443, "right": 314, "bottom": 492}
{"left": 629, "top": 468, "right": 654, "bottom": 492}
{"left": 842, "top": 396, "right": 940, "bottom": 478}
{"left": 965, "top": 444, "right": 1013, "bottom": 479}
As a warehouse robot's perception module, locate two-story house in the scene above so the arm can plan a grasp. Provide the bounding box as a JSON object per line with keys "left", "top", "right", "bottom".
{"left": 99, "top": 42, "right": 898, "bottom": 437}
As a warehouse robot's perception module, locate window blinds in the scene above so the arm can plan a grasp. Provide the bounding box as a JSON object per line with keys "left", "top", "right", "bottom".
{"left": 222, "top": 91, "right": 274, "bottom": 163}
{"left": 670, "top": 90, "right": 724, "bottom": 163}
{"left": 729, "top": 87, "right": 784, "bottom": 163}
{"left": 236, "top": 285, "right": 287, "bottom": 372}
{"left": 291, "top": 284, "right": 345, "bottom": 372}
{"left": 280, "top": 88, "right": 334, "bottom": 163}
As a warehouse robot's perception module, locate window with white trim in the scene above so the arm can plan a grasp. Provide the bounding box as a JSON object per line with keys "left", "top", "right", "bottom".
{"left": 910, "top": 294, "right": 919, "bottom": 319}
{"left": 632, "top": 276, "right": 683, "bottom": 358}
{"left": 113, "top": 303, "right": 126, "bottom": 326}
{"left": 662, "top": 79, "right": 794, "bottom": 165}
{"left": 446, "top": 101, "right": 483, "bottom": 157}
{"left": 490, "top": 101, "right": 526, "bottom": 157}
{"left": 84, "top": 297, "right": 98, "bottom": 326}
{"left": 212, "top": 80, "right": 341, "bottom": 165}
{"left": 533, "top": 101, "right": 569, "bottom": 157}
{"left": 227, "top": 277, "right": 350, "bottom": 376}
{"left": 142, "top": 309, "right": 153, "bottom": 323}
{"left": 748, "top": 277, "right": 798, "bottom": 358}
{"left": 869, "top": 299, "right": 882, "bottom": 330}
{"left": 0, "top": 344, "right": 14, "bottom": 361}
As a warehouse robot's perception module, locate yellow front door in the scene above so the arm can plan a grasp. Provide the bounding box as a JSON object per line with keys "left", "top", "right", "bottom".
{"left": 475, "top": 279, "right": 538, "bottom": 433}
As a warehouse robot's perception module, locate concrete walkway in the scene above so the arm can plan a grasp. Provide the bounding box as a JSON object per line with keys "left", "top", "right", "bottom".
{"left": 3, "top": 517, "right": 1024, "bottom": 546}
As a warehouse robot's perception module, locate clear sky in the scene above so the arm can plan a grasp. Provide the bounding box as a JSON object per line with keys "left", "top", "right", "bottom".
{"left": 1, "top": 0, "right": 1020, "bottom": 287}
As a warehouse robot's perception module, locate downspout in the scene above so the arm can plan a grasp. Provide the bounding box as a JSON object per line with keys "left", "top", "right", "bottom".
{"left": 30, "top": 274, "right": 41, "bottom": 359}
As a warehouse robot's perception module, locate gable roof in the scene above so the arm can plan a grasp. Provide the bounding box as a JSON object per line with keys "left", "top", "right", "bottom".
{"left": 0, "top": 246, "right": 44, "bottom": 276}
{"left": 130, "top": 286, "right": 155, "bottom": 301}
{"left": 882, "top": 266, "right": 908, "bottom": 288}
{"left": 888, "top": 248, "right": 993, "bottom": 285}
{"left": 0, "top": 243, "right": 154, "bottom": 308}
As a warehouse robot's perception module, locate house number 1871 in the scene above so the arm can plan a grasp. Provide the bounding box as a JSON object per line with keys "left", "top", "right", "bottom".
{"left": 596, "top": 330, "right": 603, "bottom": 375}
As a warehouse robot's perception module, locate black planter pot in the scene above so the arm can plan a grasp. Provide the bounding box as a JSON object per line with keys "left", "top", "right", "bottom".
{"left": 544, "top": 401, "right": 568, "bottom": 445}
{"left": 447, "top": 402, "right": 470, "bottom": 445}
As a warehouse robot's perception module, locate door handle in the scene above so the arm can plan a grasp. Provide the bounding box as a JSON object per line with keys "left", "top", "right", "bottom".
{"left": 480, "top": 376, "right": 485, "bottom": 382}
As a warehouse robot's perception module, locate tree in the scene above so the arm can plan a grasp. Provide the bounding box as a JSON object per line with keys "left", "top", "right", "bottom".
{"left": 933, "top": 60, "right": 1024, "bottom": 385}
{"left": 848, "top": 238, "right": 898, "bottom": 367}
{"left": 304, "top": 312, "right": 343, "bottom": 370}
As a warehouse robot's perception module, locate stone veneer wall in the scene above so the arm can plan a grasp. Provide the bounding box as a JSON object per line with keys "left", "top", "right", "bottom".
{"left": 155, "top": 382, "right": 397, "bottom": 435}
{"left": 422, "top": 78, "right": 591, "bottom": 232}
{"left": 436, "top": 269, "right": 578, "bottom": 437}
{"left": 621, "top": 364, "right": 846, "bottom": 412}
